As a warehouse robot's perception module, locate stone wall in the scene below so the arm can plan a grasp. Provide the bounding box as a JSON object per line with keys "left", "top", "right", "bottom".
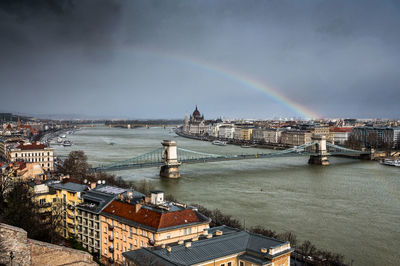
{"left": 0, "top": 223, "right": 97, "bottom": 266}
{"left": 0, "top": 223, "right": 31, "bottom": 266}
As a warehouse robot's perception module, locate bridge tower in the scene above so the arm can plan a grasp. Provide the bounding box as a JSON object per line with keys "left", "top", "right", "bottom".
{"left": 160, "top": 140, "right": 181, "bottom": 178}
{"left": 308, "top": 135, "right": 330, "bottom": 165}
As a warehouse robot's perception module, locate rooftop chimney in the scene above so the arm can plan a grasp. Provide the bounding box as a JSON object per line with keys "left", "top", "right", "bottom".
{"left": 150, "top": 191, "right": 164, "bottom": 205}
{"left": 261, "top": 248, "right": 268, "bottom": 254}
{"left": 135, "top": 203, "right": 141, "bottom": 213}
{"left": 206, "top": 234, "right": 213, "bottom": 239}
{"left": 215, "top": 230, "right": 223, "bottom": 236}
{"left": 166, "top": 246, "right": 172, "bottom": 253}
{"left": 178, "top": 240, "right": 184, "bottom": 245}
{"left": 185, "top": 242, "right": 192, "bottom": 248}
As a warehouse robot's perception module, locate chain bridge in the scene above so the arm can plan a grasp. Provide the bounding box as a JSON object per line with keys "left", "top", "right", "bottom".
{"left": 92, "top": 136, "right": 371, "bottom": 178}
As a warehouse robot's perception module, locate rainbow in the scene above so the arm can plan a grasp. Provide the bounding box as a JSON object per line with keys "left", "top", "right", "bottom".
{"left": 125, "top": 47, "right": 320, "bottom": 119}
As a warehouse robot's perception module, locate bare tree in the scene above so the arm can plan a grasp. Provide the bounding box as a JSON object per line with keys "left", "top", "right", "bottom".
{"left": 277, "top": 231, "right": 297, "bottom": 247}
{"left": 57, "top": 150, "right": 91, "bottom": 181}
{"left": 366, "top": 131, "right": 379, "bottom": 149}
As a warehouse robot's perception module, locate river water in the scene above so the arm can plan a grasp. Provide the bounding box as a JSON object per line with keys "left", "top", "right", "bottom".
{"left": 52, "top": 127, "right": 400, "bottom": 266}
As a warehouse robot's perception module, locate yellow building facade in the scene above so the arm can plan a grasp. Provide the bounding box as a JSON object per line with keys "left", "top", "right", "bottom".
{"left": 240, "top": 128, "right": 253, "bottom": 141}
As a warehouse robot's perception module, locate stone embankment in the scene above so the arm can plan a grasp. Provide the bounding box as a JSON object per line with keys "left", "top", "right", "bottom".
{"left": 0, "top": 223, "right": 97, "bottom": 266}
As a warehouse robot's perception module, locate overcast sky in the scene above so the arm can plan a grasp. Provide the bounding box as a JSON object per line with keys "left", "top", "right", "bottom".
{"left": 0, "top": 0, "right": 399, "bottom": 119}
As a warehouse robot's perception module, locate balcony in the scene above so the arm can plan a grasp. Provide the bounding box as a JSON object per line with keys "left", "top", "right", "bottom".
{"left": 40, "top": 203, "right": 52, "bottom": 208}
{"left": 108, "top": 224, "right": 114, "bottom": 230}
{"left": 108, "top": 235, "right": 114, "bottom": 241}
{"left": 67, "top": 214, "right": 74, "bottom": 219}
{"left": 67, "top": 223, "right": 75, "bottom": 228}
{"left": 67, "top": 205, "right": 75, "bottom": 211}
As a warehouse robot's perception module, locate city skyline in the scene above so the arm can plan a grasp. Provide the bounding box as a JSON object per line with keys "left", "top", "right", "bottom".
{"left": 1, "top": 0, "right": 400, "bottom": 119}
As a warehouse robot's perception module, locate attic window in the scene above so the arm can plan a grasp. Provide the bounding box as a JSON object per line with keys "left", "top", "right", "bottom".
{"left": 184, "top": 219, "right": 187, "bottom": 223}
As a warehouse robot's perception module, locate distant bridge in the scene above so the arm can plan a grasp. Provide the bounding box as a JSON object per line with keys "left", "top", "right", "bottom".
{"left": 92, "top": 137, "right": 371, "bottom": 178}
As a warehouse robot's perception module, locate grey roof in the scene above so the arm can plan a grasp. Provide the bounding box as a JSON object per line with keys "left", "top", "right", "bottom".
{"left": 50, "top": 182, "right": 88, "bottom": 192}
{"left": 94, "top": 185, "right": 127, "bottom": 195}
{"left": 77, "top": 190, "right": 117, "bottom": 214}
{"left": 238, "top": 254, "right": 271, "bottom": 265}
{"left": 123, "top": 225, "right": 292, "bottom": 266}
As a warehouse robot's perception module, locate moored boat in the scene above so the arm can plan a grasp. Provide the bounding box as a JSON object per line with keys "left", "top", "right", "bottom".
{"left": 63, "top": 140, "right": 72, "bottom": 147}
{"left": 212, "top": 140, "right": 227, "bottom": 146}
{"left": 380, "top": 158, "right": 400, "bottom": 167}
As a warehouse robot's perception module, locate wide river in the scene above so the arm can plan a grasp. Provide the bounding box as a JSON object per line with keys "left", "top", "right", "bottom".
{"left": 52, "top": 126, "right": 400, "bottom": 266}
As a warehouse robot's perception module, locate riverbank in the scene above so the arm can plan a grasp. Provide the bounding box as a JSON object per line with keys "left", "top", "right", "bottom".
{"left": 175, "top": 129, "right": 291, "bottom": 150}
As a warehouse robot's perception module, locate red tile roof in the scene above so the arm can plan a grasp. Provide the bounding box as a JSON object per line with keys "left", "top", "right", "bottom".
{"left": 12, "top": 161, "right": 26, "bottom": 170}
{"left": 102, "top": 200, "right": 201, "bottom": 230}
{"left": 21, "top": 125, "right": 39, "bottom": 135}
{"left": 16, "top": 143, "right": 47, "bottom": 150}
{"left": 330, "top": 127, "right": 353, "bottom": 133}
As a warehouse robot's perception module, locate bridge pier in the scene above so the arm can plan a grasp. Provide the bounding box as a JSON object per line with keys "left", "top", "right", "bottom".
{"left": 308, "top": 135, "right": 330, "bottom": 166}
{"left": 160, "top": 140, "right": 181, "bottom": 178}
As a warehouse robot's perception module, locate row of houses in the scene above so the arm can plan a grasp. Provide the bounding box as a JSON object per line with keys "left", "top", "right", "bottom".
{"left": 32, "top": 178, "right": 293, "bottom": 266}
{"left": 182, "top": 106, "right": 400, "bottom": 148}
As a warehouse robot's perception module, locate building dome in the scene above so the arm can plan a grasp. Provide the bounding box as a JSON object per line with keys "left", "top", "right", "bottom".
{"left": 192, "top": 105, "right": 201, "bottom": 118}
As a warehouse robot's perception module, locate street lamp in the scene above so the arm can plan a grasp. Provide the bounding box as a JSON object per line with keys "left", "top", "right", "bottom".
{"left": 10, "top": 251, "right": 14, "bottom": 265}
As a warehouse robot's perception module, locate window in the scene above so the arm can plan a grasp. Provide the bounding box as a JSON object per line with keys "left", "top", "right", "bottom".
{"left": 104, "top": 226, "right": 107, "bottom": 233}
{"left": 220, "top": 264, "right": 225, "bottom": 266}
{"left": 239, "top": 261, "right": 244, "bottom": 266}
{"left": 167, "top": 234, "right": 171, "bottom": 239}
{"left": 104, "top": 237, "right": 107, "bottom": 244}
{"left": 184, "top": 228, "right": 187, "bottom": 235}
{"left": 116, "top": 232, "right": 119, "bottom": 238}
{"left": 104, "top": 248, "right": 107, "bottom": 255}
{"left": 129, "top": 227, "right": 132, "bottom": 237}
{"left": 117, "top": 243, "right": 119, "bottom": 250}
{"left": 134, "top": 239, "right": 137, "bottom": 246}
{"left": 129, "top": 243, "right": 132, "bottom": 250}
{"left": 189, "top": 228, "right": 192, "bottom": 234}
{"left": 140, "top": 241, "right": 143, "bottom": 247}
{"left": 227, "top": 263, "right": 232, "bottom": 266}
{"left": 124, "top": 235, "right": 126, "bottom": 242}
{"left": 39, "top": 198, "right": 46, "bottom": 205}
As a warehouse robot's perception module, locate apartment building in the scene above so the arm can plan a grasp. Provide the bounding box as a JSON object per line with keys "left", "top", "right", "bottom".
{"left": 75, "top": 186, "right": 142, "bottom": 256}
{"left": 100, "top": 191, "right": 211, "bottom": 265}
{"left": 280, "top": 130, "right": 312, "bottom": 146}
{"left": 218, "top": 125, "right": 235, "bottom": 139}
{"left": 123, "top": 225, "right": 293, "bottom": 266}
{"left": 8, "top": 142, "right": 54, "bottom": 171}
{"left": 50, "top": 181, "right": 88, "bottom": 238}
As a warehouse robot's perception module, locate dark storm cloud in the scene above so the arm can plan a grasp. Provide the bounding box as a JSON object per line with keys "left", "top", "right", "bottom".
{"left": 0, "top": 0, "right": 399, "bottom": 119}
{"left": 0, "top": 0, "right": 121, "bottom": 61}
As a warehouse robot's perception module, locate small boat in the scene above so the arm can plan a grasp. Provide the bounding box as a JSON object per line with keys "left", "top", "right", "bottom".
{"left": 57, "top": 137, "right": 63, "bottom": 143}
{"left": 63, "top": 140, "right": 72, "bottom": 147}
{"left": 61, "top": 134, "right": 66, "bottom": 138}
{"left": 109, "top": 142, "right": 115, "bottom": 145}
{"left": 241, "top": 144, "right": 253, "bottom": 148}
{"left": 212, "top": 140, "right": 227, "bottom": 146}
{"left": 380, "top": 158, "right": 400, "bottom": 167}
